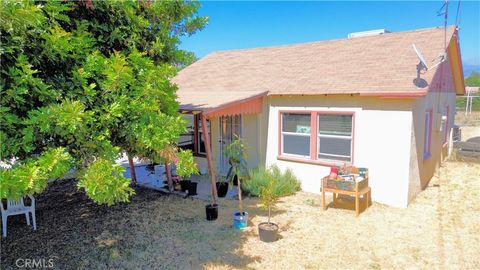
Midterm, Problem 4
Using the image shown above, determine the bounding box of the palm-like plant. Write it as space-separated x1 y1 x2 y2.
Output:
245 165 300 224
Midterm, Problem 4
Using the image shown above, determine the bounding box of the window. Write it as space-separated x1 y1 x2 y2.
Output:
424 110 432 160
279 111 354 164
197 115 211 155
281 113 311 157
178 114 195 151
442 106 449 146
178 114 210 156
317 114 353 162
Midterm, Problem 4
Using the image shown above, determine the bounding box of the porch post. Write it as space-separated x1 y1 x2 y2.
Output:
201 113 218 203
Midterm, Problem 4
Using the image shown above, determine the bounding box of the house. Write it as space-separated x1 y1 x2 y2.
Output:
173 26 465 208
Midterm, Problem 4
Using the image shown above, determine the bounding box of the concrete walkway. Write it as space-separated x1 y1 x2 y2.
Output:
121 160 239 201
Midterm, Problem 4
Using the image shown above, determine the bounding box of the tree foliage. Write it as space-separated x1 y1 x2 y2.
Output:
465 71 480 87
0 0 206 203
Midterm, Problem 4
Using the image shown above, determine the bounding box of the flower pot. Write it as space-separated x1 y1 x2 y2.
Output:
233 211 248 229
258 222 279 242
205 204 218 221
186 181 197 196
232 174 238 186
216 182 229 197
179 180 191 192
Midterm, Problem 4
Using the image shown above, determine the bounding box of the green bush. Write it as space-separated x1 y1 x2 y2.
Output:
243 165 300 197
175 149 198 178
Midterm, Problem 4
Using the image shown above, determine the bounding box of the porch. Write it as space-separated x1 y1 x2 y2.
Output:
174 91 267 202
120 160 239 201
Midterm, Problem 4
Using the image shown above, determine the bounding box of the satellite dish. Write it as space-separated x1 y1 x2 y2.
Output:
413 43 429 71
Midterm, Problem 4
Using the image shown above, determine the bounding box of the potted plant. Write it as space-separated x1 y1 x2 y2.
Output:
223 136 249 228
174 150 199 196
216 175 229 198
202 160 218 220
243 165 300 242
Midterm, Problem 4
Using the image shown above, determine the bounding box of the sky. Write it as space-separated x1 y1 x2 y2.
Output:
180 1 480 76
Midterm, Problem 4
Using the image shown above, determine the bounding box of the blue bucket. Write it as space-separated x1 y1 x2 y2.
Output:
233 211 248 229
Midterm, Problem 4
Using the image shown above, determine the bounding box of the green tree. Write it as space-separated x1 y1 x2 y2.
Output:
0 0 206 204
465 71 480 87
244 165 300 223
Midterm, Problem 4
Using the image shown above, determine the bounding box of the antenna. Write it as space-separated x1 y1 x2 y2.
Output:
412 43 447 88
413 43 429 72
412 43 447 73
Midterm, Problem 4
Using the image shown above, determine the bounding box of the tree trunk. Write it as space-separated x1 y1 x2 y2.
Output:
165 163 174 191
237 176 243 212
128 154 137 185
268 203 271 224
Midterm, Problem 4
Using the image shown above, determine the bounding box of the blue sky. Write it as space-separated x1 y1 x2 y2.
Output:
180 1 480 75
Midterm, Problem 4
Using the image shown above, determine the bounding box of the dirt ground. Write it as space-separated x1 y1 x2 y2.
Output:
456 111 480 141
1 158 479 269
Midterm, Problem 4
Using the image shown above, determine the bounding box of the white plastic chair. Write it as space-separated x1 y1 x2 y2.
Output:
1 195 36 237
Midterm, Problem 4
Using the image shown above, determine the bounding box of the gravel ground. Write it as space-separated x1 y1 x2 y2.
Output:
1 160 479 269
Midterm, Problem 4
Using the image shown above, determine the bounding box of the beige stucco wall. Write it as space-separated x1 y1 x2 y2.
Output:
409 91 457 201
193 89 456 208
408 55 458 202
263 95 415 208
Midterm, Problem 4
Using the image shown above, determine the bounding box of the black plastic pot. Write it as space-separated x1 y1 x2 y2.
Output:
258 222 279 242
232 174 238 186
179 180 191 192
186 182 197 196
216 182 229 197
205 204 218 221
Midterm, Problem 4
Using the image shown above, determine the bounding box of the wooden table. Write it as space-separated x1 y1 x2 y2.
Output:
321 176 371 217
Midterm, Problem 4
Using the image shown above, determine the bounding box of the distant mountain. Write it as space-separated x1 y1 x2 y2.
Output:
463 64 480 77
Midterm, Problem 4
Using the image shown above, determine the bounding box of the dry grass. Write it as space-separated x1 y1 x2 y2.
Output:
455 111 480 127
2 161 480 269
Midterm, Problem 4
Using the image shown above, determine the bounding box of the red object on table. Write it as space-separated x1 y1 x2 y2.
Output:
330 167 338 174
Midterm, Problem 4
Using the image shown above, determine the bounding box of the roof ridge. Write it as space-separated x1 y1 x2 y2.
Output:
207 25 456 56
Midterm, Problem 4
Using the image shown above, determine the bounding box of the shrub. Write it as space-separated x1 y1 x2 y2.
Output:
243 165 300 223
243 165 300 197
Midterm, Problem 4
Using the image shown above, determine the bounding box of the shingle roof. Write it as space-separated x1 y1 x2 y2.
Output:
174 26 456 110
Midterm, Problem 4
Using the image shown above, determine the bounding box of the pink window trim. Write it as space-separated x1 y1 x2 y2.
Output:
423 109 433 160
278 110 355 165
443 105 449 147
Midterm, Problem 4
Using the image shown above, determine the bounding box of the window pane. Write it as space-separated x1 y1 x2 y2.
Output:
199 132 206 153
283 134 310 156
282 113 311 134
197 118 210 154
179 114 194 151
318 137 351 160
318 114 352 136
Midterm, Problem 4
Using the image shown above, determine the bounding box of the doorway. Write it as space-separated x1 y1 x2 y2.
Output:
218 115 242 174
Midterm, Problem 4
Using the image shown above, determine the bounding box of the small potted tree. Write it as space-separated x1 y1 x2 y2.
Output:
175 149 199 195
223 136 249 228
244 165 300 242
